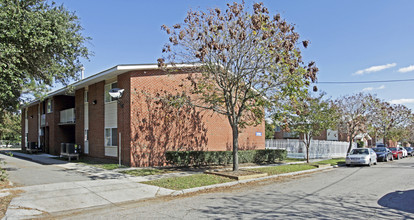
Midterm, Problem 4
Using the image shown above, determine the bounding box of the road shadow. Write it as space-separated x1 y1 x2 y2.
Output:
378 189 414 214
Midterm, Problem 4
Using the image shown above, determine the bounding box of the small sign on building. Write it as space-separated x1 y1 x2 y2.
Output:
255 132 262 137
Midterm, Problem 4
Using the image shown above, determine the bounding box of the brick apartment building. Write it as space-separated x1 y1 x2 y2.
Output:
21 64 265 167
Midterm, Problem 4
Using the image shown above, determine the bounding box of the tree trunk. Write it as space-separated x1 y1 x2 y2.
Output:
347 139 353 153
232 124 239 171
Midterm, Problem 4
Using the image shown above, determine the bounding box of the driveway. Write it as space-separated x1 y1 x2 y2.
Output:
0 153 174 219
0 154 91 186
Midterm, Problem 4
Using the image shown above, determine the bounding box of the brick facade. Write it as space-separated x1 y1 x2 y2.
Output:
88 81 105 158
21 65 266 167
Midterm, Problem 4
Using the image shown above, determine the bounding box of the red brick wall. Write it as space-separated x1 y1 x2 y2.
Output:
128 70 265 167
88 81 105 158
118 72 131 166
27 105 38 143
75 89 85 152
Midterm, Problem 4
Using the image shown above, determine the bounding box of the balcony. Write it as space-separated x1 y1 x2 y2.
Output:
59 108 75 125
40 114 46 126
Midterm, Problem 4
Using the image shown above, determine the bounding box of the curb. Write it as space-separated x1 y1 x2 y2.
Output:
170 165 335 196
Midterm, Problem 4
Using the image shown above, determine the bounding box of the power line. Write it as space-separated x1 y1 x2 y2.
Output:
317 78 414 84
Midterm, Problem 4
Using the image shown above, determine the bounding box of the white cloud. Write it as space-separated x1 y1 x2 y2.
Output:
390 98 414 105
398 65 414 73
354 63 396 75
362 85 385 92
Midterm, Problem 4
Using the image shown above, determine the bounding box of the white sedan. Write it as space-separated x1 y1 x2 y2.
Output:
346 148 377 166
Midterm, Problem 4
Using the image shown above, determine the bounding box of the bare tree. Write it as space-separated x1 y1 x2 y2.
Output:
159 2 317 171
335 93 370 153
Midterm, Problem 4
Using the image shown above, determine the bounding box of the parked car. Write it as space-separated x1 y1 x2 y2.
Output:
372 147 393 162
388 147 403 160
346 148 378 166
376 143 388 148
399 147 408 158
404 147 414 156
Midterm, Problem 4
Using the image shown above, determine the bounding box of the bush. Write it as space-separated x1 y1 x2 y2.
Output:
165 149 287 167
357 140 365 148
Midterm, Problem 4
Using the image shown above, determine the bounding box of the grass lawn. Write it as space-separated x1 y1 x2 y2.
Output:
313 158 345 166
120 168 176 176
144 174 234 190
250 164 316 176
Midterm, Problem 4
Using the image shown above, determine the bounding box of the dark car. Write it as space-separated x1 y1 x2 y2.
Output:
404 147 414 156
372 147 393 162
388 147 403 160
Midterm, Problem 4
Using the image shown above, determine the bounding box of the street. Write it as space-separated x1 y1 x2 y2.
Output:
58 157 414 219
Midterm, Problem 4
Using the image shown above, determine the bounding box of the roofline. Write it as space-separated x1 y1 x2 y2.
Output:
22 63 200 108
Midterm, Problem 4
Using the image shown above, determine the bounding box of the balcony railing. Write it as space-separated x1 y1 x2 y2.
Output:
40 114 46 126
60 108 75 124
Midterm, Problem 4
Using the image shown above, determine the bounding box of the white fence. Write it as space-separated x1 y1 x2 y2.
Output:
266 139 356 159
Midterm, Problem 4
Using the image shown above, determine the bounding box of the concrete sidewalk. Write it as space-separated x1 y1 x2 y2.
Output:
1 151 335 219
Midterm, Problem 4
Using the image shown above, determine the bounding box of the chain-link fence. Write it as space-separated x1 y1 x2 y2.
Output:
266 139 356 159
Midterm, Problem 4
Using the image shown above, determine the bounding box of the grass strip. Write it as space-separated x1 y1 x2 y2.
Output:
120 168 175 176
250 164 316 176
313 158 345 166
143 174 234 190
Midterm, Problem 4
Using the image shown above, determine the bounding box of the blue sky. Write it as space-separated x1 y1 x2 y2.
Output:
52 0 414 109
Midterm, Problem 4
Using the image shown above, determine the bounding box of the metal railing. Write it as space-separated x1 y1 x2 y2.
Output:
266 139 356 159
60 108 75 124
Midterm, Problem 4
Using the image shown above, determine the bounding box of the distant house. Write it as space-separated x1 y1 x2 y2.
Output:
273 127 348 142
21 64 265 167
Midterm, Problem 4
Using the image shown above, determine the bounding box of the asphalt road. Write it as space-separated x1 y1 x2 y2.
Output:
60 157 414 219
0 154 91 186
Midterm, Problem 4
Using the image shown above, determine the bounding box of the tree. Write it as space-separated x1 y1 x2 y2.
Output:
366 97 412 145
265 121 275 139
0 0 90 115
158 2 318 171
289 92 338 163
335 93 370 153
0 111 21 146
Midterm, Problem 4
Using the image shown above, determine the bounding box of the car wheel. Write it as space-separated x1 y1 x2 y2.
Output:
346 164 350 167
374 160 377 165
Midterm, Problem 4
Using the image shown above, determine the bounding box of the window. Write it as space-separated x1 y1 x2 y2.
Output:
104 82 118 102
105 128 118 146
84 91 88 103
46 99 52 113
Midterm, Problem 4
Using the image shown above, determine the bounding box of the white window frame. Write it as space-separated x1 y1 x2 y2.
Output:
46 99 52 113
105 127 118 147
104 82 118 103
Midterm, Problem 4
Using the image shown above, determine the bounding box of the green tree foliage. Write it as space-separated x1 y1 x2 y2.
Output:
159 2 317 171
265 121 275 139
0 0 90 114
0 111 21 145
289 92 338 163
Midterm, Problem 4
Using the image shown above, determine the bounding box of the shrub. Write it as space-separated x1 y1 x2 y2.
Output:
165 149 287 167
